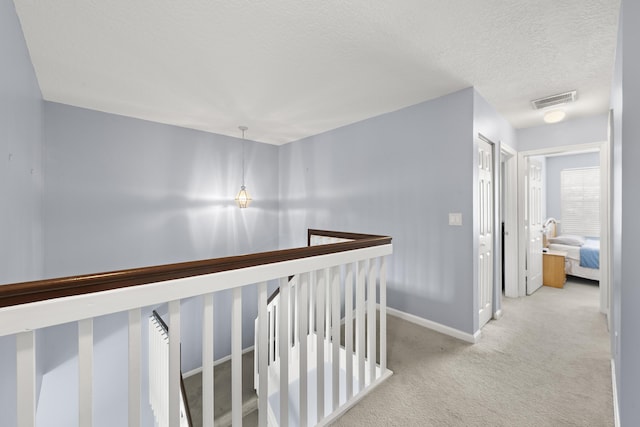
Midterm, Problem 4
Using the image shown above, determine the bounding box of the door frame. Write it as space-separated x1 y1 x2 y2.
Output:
478 134 496 328
517 141 610 317
501 144 519 299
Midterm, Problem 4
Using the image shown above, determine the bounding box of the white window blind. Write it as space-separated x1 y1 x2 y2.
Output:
561 167 600 237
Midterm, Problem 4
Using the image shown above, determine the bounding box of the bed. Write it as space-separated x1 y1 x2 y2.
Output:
543 218 600 282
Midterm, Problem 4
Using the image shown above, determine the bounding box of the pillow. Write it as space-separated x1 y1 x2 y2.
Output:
547 235 586 246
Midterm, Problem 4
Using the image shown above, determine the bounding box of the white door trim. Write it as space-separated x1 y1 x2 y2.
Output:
501 144 518 299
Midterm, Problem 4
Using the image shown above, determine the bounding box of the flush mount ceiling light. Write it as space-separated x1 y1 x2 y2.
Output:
543 109 567 124
235 126 252 208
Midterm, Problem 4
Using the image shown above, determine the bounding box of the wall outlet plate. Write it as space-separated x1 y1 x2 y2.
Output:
449 213 462 226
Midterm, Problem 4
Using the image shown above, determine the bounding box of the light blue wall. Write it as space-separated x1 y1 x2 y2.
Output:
41 102 280 427
279 88 477 334
518 114 609 152
545 152 600 235
0 0 44 286
43 102 279 277
611 1 640 425
0 1 45 426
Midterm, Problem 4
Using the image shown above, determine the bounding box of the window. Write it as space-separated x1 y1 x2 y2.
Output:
561 167 600 237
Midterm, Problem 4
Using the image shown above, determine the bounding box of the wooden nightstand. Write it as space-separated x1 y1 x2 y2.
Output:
543 250 567 288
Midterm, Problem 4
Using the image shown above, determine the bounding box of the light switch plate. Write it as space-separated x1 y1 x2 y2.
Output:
449 213 462 226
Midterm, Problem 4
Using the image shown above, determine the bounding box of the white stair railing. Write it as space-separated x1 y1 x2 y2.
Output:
0 229 391 427
254 231 393 427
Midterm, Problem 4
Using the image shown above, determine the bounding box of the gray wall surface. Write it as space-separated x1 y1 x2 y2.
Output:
44 102 279 278
612 1 640 424
545 152 600 235
41 102 280 427
0 1 44 426
0 0 44 285
279 88 478 334
517 114 609 152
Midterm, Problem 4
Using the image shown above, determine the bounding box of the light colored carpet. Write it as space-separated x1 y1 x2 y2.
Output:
183 351 257 427
331 278 613 427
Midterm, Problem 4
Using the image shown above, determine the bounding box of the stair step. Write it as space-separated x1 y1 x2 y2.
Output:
183 351 258 427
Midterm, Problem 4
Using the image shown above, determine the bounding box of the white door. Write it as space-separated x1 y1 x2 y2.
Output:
501 147 519 298
478 138 494 328
526 158 544 294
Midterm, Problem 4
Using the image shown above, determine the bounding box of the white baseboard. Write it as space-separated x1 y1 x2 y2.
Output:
611 359 620 427
493 309 503 320
386 306 479 344
183 345 255 378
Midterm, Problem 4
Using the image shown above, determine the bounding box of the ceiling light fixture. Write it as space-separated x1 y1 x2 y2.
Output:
543 110 566 124
235 126 252 208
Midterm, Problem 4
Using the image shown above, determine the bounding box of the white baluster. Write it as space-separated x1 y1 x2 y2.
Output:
275 293 280 361
169 300 181 427
325 268 331 347
78 318 93 427
316 268 325 422
258 282 269 427
279 277 290 427
368 258 377 384
16 330 35 427
128 309 141 427
344 263 354 400
331 266 340 410
293 276 298 348
309 270 315 340
380 257 388 372
356 260 366 393
268 305 274 363
232 287 243 426
203 293 214 427
298 272 309 427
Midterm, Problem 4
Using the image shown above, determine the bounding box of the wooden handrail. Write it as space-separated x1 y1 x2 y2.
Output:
0 230 391 308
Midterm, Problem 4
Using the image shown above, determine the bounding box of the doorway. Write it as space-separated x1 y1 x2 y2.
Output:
516 141 610 318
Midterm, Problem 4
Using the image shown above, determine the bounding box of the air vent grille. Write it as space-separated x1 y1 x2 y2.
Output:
531 91 577 110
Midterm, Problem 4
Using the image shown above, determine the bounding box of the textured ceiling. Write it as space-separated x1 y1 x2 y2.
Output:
13 0 620 145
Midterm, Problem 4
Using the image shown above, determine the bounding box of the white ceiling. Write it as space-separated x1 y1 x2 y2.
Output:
13 0 620 145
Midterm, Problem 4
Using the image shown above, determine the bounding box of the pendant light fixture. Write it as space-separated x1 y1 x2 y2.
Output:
235 126 252 208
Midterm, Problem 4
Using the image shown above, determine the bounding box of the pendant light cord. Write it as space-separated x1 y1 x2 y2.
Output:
240 126 247 187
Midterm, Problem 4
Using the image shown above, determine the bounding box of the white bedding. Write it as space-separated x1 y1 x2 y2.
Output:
547 243 581 261
547 243 600 281
565 258 600 281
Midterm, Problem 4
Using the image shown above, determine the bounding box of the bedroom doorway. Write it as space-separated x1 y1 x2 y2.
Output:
516 141 610 319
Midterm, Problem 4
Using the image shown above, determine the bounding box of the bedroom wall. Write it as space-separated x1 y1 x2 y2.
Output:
279 88 477 335
611 1 640 424
0 1 45 426
41 102 280 427
517 114 609 152
545 152 600 235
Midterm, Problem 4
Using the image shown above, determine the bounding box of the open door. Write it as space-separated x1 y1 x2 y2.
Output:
478 137 494 328
526 158 543 295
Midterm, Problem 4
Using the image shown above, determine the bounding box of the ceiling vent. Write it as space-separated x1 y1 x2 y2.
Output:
531 90 577 110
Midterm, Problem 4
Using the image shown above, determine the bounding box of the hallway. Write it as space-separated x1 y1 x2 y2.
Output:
333 279 613 426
